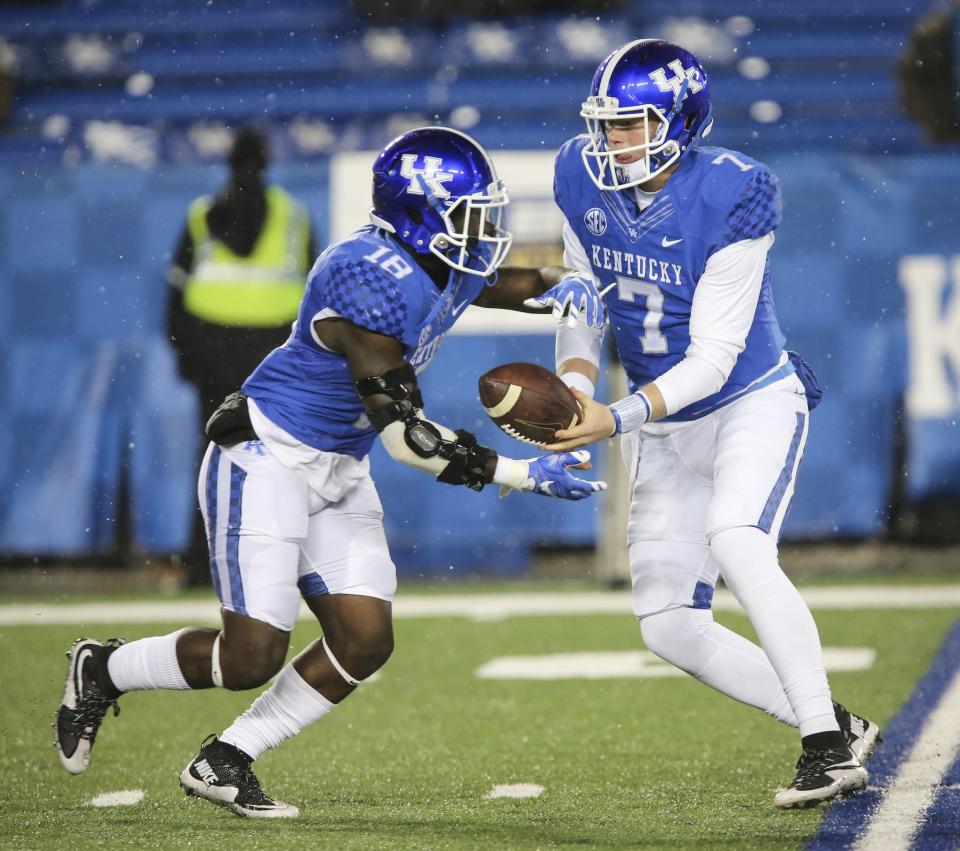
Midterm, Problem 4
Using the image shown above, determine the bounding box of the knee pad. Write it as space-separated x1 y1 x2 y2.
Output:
709 525 782 601
628 539 717 619
639 606 713 674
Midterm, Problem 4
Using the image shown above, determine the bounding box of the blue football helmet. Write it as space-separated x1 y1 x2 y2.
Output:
580 39 713 190
370 127 512 278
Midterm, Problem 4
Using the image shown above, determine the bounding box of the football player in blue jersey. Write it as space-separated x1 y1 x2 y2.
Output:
540 40 880 808
53 126 605 818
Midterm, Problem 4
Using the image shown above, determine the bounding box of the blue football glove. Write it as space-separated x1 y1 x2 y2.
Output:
503 450 607 500
523 273 607 329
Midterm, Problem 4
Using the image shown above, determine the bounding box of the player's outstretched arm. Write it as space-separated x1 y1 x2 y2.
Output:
315 317 604 499
475 266 606 328
474 265 567 310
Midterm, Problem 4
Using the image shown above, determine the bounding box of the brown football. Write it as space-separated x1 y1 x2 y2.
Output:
479 362 581 446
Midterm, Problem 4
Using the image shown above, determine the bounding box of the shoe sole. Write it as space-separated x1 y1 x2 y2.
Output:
53 637 98 775
774 766 869 810
180 767 299 819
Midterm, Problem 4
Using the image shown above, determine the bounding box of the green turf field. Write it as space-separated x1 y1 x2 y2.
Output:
1 586 957 850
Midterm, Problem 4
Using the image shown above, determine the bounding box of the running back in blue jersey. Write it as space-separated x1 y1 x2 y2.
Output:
555 136 786 421
243 226 488 459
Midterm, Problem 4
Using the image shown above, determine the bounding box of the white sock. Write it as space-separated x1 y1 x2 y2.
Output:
219 664 334 760
711 526 839 738
640 607 798 726
107 629 190 692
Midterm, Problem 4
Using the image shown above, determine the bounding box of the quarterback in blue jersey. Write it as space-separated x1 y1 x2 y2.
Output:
52 127 605 817
544 40 880 808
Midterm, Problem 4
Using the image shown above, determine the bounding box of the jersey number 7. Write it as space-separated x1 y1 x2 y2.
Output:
616 276 668 354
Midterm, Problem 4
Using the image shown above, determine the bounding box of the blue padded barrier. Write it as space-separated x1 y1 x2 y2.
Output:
127 340 199 552
0 162 326 556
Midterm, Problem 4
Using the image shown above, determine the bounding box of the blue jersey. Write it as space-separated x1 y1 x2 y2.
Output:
243 226 487 459
555 137 787 421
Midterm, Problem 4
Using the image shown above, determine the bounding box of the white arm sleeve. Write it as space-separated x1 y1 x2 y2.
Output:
380 418 531 490
561 218 596 277
556 219 604 398
654 232 774 417
379 418 459 475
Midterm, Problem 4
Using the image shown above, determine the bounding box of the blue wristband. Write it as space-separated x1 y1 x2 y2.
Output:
610 407 623 435
609 391 651 434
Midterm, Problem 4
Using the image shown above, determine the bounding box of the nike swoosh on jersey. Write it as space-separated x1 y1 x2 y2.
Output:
661 236 683 247
451 299 472 316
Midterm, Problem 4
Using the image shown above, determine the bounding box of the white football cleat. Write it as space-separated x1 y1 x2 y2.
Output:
181 735 299 819
774 745 868 809
834 701 882 763
53 637 123 774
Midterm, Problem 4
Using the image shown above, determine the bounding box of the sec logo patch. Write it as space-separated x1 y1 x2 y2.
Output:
584 207 607 236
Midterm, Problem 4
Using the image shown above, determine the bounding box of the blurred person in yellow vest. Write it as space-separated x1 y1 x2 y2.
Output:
167 125 317 582
168 126 316 417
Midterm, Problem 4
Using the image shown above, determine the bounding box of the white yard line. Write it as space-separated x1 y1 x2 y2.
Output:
0 585 959 627
485 783 544 799
476 647 875 680
87 789 144 807
854 667 960 851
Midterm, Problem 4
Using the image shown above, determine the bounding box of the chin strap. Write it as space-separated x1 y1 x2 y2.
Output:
667 76 690 122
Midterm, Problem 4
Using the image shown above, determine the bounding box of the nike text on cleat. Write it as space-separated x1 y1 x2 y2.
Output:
774 745 868 809
180 735 299 819
834 701 882 763
54 637 123 775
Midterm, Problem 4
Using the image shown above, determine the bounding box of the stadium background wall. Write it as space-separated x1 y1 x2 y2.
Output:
1 151 958 572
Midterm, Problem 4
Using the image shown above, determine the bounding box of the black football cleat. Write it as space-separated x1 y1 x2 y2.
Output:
774 744 868 809
54 637 123 774
834 701 882 763
180 735 299 818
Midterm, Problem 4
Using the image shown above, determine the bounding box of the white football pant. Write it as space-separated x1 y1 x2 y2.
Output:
198 439 397 633
623 372 839 736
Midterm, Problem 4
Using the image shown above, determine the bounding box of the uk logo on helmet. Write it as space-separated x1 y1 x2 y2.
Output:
648 60 704 96
585 207 607 236
399 155 454 198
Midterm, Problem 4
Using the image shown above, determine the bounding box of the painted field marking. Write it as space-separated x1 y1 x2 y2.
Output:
2 585 960 626
808 617 960 851
853 667 960 850
476 648 874 681
87 789 144 807
485 784 544 799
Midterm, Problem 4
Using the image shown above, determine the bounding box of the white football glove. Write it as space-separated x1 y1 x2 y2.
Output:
523 274 607 329
494 450 606 500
